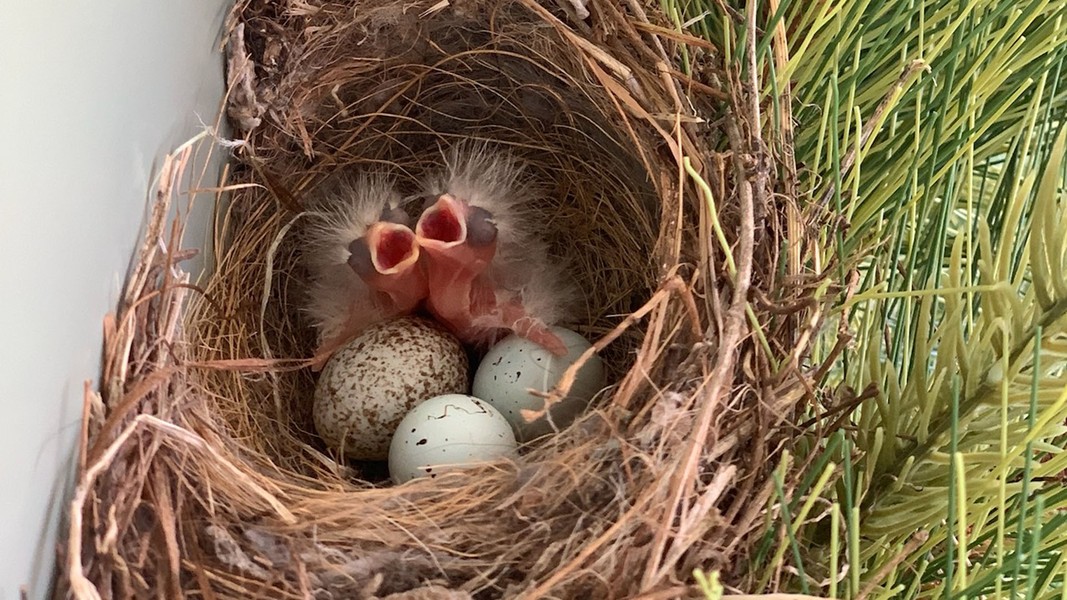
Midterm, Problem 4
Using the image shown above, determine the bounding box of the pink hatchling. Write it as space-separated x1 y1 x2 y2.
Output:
302 173 429 366
414 144 573 356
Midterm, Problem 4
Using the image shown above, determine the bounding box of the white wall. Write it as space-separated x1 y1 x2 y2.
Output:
0 2 230 597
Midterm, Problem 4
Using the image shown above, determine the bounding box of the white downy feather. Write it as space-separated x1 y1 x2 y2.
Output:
421 142 576 346
300 172 408 346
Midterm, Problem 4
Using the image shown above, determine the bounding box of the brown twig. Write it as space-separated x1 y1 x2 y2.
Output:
816 60 929 209
642 7 763 584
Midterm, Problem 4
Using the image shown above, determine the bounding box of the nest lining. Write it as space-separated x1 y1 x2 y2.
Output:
59 0 825 598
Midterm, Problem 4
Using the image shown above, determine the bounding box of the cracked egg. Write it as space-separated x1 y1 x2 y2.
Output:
388 393 518 484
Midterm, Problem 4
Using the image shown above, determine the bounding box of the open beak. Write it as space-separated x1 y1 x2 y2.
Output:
414 195 567 355
348 222 428 314
414 194 498 324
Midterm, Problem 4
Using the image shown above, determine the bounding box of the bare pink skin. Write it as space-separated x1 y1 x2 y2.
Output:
476 293 568 356
416 194 566 356
416 195 495 326
312 222 428 369
359 222 429 313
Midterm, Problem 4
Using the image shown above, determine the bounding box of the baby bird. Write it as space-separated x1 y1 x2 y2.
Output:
302 173 427 364
414 144 572 356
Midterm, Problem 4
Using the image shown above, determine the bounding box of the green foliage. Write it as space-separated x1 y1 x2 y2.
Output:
694 568 725 599
668 0 1067 597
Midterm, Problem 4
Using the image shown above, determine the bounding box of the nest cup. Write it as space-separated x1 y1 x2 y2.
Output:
209 0 691 477
64 0 779 597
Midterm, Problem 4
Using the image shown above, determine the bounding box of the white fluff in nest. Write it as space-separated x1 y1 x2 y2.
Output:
415 143 575 355
301 173 427 362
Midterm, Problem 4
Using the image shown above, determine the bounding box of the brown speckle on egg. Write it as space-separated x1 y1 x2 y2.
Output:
312 316 469 460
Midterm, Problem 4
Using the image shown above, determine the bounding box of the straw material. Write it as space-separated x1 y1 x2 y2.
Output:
58 0 828 597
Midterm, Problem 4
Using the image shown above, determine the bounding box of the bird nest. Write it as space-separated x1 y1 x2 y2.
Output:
60 0 829 598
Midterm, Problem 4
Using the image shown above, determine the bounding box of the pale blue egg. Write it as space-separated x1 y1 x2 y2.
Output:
471 327 606 442
388 394 518 484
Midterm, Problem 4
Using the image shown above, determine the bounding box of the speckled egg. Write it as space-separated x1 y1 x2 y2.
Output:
471 327 605 442
388 393 518 484
313 316 469 460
